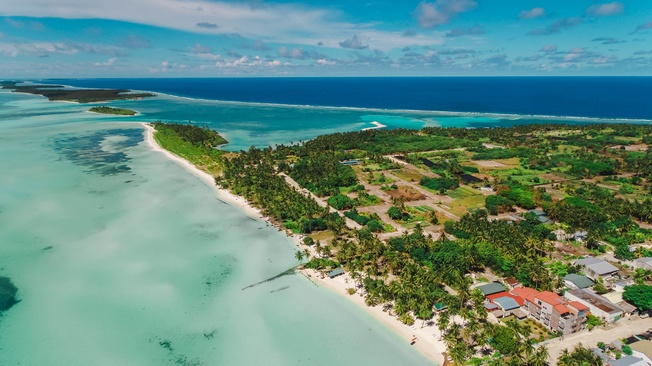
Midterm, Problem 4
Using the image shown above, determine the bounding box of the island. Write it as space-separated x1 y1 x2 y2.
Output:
88 106 138 116
1 81 154 103
0 276 19 314
149 121 652 365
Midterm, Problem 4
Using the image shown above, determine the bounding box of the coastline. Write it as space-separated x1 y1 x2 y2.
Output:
142 122 445 365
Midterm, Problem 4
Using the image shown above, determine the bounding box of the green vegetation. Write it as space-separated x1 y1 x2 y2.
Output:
556 344 604 365
148 121 652 365
89 106 137 115
152 122 226 176
623 284 652 311
3 83 154 103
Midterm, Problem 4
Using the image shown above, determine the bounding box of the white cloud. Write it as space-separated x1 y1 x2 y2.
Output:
415 0 477 29
586 2 624 17
519 7 546 20
316 58 335 65
94 57 116 66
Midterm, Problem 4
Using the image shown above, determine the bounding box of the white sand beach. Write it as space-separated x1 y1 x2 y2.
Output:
302 268 447 365
143 122 445 365
361 121 387 131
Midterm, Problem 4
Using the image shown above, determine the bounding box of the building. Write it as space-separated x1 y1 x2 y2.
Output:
565 289 624 323
504 277 522 290
575 256 619 281
611 356 649 366
563 273 595 290
327 268 344 278
477 282 507 296
630 340 652 366
512 287 588 335
529 209 552 223
486 292 523 317
635 257 652 271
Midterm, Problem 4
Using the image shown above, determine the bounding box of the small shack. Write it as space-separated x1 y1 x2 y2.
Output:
327 268 344 279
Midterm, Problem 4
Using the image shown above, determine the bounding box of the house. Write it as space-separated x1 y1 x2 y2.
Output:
486 292 524 317
635 257 652 271
554 229 570 241
575 256 619 281
480 186 494 193
630 340 652 366
529 209 552 223
614 280 633 293
563 273 595 290
477 282 507 296
611 356 649 366
512 287 588 335
565 289 624 323
327 268 344 278
504 277 522 290
573 231 588 242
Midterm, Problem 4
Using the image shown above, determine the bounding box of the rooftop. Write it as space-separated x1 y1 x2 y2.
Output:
511 287 540 305
566 289 624 314
575 256 619 276
327 268 344 278
477 282 506 296
636 257 652 265
487 292 525 306
631 340 652 360
611 356 647 366
492 296 521 311
563 273 595 289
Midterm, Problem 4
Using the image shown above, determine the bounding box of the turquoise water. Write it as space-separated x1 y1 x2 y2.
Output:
0 91 434 365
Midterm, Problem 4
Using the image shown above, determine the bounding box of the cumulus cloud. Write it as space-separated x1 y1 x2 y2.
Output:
632 21 652 34
339 35 368 49
445 25 484 37
591 37 625 45
529 17 583 36
519 7 546 20
278 46 304 59
586 2 624 17
316 58 336 65
415 0 477 29
196 22 219 29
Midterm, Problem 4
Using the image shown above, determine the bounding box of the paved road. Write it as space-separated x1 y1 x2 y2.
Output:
544 316 652 365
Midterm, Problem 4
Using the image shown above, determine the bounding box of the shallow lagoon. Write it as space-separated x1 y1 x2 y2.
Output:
0 92 434 365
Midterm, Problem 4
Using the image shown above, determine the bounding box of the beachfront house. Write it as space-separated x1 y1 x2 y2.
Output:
610 356 649 366
512 287 588 335
327 268 344 279
563 273 595 290
575 256 619 281
565 288 624 323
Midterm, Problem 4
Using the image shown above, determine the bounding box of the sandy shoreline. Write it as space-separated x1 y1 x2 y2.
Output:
142 122 445 365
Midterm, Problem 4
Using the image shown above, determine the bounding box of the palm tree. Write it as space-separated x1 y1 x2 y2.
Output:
295 250 305 262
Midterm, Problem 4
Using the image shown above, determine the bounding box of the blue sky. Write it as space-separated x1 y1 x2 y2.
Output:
1 0 651 77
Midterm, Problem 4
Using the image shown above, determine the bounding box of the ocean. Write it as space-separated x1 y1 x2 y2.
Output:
0 77 650 365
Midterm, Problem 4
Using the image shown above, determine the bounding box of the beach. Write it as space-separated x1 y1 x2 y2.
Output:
143 122 445 365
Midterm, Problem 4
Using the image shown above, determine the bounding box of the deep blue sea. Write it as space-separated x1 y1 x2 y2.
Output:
52 77 652 120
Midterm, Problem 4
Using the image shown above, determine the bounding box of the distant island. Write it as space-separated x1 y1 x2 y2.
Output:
1 81 154 103
149 121 652 365
89 106 138 116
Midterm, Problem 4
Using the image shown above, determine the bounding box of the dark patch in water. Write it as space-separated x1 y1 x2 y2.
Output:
270 285 290 293
51 128 142 176
203 329 217 340
0 276 19 314
42 245 53 251
203 265 233 289
159 340 174 352
124 180 133 183
242 266 297 290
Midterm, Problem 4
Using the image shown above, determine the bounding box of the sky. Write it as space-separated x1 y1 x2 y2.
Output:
1 0 652 77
